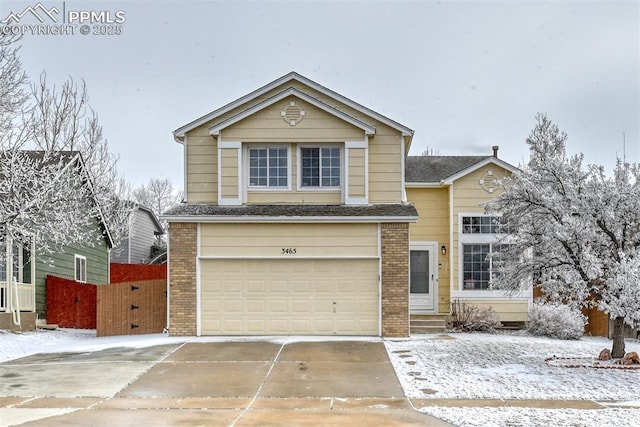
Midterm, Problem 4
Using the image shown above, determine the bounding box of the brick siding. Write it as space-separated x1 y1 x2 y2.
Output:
381 222 410 337
168 222 197 336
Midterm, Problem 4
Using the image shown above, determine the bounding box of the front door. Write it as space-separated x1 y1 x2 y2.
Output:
410 246 436 312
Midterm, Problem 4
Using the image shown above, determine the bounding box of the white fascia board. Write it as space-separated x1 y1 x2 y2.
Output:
405 182 447 188
162 215 418 224
288 73 415 137
173 72 299 140
442 157 520 184
209 87 376 136
173 71 414 140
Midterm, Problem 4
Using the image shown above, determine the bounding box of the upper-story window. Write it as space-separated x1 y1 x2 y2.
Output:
300 147 340 187
74 254 87 283
249 147 288 187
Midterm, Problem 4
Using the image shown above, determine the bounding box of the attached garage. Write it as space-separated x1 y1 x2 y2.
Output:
166 204 416 338
197 222 381 336
200 258 379 335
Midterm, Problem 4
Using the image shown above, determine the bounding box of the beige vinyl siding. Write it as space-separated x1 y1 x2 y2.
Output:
459 300 529 322
247 190 342 204
186 125 217 203
222 97 365 142
220 148 239 199
347 148 366 198
182 81 407 205
200 223 378 258
406 187 450 314
368 133 403 203
451 164 512 292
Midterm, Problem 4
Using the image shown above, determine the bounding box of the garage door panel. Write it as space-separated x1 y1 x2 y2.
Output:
200 259 378 335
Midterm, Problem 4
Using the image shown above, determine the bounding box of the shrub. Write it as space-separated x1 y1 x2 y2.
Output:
450 300 502 332
527 302 586 340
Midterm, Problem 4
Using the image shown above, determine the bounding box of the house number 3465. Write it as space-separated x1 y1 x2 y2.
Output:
281 248 297 255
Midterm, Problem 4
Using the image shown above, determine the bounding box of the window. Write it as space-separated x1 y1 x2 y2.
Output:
460 215 510 291
249 147 288 187
462 215 510 234
0 244 22 282
301 147 340 187
75 255 87 283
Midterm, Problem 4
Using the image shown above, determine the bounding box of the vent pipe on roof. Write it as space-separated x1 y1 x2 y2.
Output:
492 145 499 158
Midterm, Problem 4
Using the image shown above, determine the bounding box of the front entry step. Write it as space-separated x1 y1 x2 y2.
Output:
410 316 448 334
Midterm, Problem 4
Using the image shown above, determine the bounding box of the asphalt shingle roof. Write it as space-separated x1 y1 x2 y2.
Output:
163 203 418 219
405 155 489 183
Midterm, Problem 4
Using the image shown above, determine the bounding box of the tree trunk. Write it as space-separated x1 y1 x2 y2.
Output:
611 316 626 358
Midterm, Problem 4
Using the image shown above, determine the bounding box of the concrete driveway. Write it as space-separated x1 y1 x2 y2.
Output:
0 340 450 426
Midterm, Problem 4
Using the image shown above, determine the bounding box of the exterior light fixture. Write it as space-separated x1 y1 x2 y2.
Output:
441 245 447 256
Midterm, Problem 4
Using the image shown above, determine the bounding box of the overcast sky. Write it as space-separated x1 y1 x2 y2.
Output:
3 0 639 188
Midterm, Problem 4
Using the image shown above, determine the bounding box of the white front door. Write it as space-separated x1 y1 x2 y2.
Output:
410 244 436 312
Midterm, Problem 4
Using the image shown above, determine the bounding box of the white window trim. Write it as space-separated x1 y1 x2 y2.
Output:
296 143 343 191
0 243 23 283
455 213 527 298
244 144 292 192
74 254 87 283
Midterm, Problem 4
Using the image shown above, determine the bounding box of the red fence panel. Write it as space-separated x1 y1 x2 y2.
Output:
46 276 97 329
110 263 167 283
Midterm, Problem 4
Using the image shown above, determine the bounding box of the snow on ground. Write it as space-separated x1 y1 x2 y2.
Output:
385 331 640 426
2 328 640 426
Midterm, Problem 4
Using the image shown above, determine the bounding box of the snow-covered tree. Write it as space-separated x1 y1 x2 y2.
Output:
0 34 30 148
133 178 182 221
27 72 131 247
0 150 104 258
486 114 640 357
0 36 125 266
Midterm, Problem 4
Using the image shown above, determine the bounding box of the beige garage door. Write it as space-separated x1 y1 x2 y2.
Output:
200 258 379 335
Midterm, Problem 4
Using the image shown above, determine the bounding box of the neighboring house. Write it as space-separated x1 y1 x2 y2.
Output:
163 72 531 338
164 72 417 337
405 150 530 324
111 204 164 264
0 151 113 329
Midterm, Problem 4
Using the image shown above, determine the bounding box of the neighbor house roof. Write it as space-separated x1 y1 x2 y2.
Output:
173 71 414 142
162 203 418 223
405 155 519 186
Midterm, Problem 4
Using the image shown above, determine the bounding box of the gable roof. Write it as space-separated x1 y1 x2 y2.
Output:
173 71 414 141
209 87 376 136
405 155 519 186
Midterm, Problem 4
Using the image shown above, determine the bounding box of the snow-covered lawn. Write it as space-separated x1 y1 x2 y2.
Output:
385 331 640 426
1 329 640 426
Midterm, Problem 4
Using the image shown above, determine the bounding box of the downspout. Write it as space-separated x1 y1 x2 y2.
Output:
7 236 20 326
31 236 36 314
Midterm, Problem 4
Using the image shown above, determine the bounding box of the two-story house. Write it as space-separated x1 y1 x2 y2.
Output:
164 72 531 338
164 72 418 337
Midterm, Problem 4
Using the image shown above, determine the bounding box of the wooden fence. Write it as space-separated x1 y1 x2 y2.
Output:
534 285 609 337
96 279 166 337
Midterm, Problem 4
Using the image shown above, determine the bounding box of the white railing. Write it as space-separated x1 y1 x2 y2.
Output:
0 281 35 312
